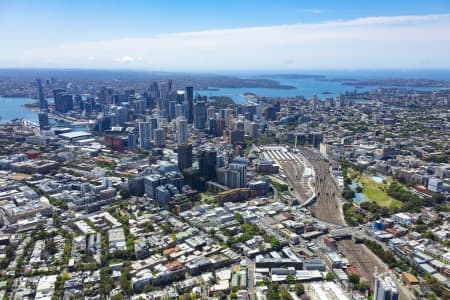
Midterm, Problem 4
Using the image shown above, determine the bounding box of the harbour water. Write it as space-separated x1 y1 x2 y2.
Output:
198 74 448 104
0 96 88 131
0 96 38 123
1 72 449 122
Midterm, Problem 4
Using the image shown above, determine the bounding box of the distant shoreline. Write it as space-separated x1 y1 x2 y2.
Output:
1 95 34 98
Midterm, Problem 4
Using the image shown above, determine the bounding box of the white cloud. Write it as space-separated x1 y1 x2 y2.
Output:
4 14 450 70
303 9 323 14
115 55 135 64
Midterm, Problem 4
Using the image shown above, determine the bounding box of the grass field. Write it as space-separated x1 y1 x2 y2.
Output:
199 192 217 204
358 176 403 209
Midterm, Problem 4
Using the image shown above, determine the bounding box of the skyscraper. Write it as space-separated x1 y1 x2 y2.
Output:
139 122 151 149
185 86 194 123
147 116 157 126
147 117 158 141
207 106 215 119
116 106 128 127
209 118 218 136
168 100 177 121
154 128 166 148
229 163 247 188
149 81 160 99
175 117 189 145
244 120 259 138
193 101 207 130
124 89 135 102
53 89 73 113
128 132 137 151
38 112 49 131
175 103 183 118
177 143 193 171
159 80 172 100
374 273 399 300
199 148 217 181
74 95 83 109
133 99 146 114
36 78 48 111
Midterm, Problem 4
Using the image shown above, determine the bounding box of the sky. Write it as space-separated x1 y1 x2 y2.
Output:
1 0 450 71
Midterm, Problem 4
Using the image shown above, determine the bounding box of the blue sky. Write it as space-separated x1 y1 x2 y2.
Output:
1 0 450 70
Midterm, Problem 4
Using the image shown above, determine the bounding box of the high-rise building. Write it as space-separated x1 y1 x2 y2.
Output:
148 116 157 128
175 103 183 118
244 120 259 138
168 100 177 121
36 78 48 111
128 132 137 151
38 112 49 131
374 273 398 300
139 122 151 149
159 80 172 100
207 106 215 119
311 94 319 111
149 81 160 98
74 95 83 109
133 99 146 114
185 86 194 123
199 148 217 181
99 87 114 104
154 128 166 148
177 143 193 171
229 163 247 188
193 101 207 130
53 89 73 113
209 118 218 136
217 119 226 137
175 117 189 145
147 117 158 141
116 106 128 127
220 108 233 121
125 89 135 102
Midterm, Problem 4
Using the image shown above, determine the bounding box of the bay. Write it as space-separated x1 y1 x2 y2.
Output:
0 96 88 131
0 96 38 123
198 74 448 104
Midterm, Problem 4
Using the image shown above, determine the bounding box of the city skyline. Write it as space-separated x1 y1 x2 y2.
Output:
0 2 449 299
1 0 450 70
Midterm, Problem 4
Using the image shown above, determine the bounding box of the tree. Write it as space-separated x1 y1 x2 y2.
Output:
0 256 9 269
355 185 363 193
227 237 237 247
295 283 305 296
235 213 244 224
209 276 217 285
342 185 355 201
432 193 445 204
61 272 70 281
99 267 114 295
349 274 360 284
144 221 154 232
286 274 296 285
326 271 335 281
279 286 292 300
120 275 132 295
45 239 57 255
354 281 370 291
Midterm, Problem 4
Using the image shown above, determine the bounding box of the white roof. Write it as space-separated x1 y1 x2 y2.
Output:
59 131 92 139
